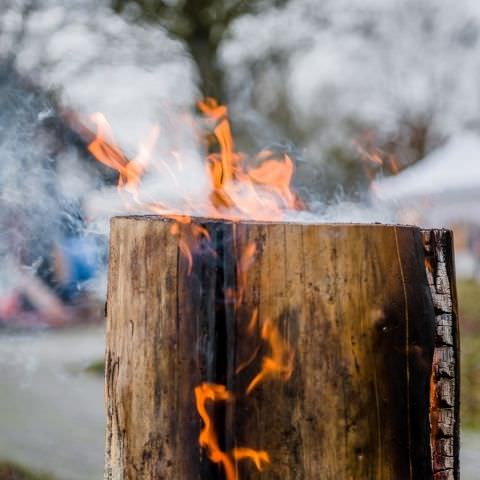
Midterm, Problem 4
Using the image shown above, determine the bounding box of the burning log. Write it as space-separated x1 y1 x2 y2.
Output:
104 217 459 479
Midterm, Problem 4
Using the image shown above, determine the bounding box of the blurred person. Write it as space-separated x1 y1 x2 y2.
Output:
0 67 109 327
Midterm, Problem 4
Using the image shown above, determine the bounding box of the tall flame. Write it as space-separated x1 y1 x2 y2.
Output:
87 98 303 221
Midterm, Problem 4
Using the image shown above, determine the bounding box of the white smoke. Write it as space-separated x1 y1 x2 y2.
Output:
2 0 198 148
0 0 202 305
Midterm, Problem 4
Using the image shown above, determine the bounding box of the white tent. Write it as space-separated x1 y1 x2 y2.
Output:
374 133 480 277
374 133 480 226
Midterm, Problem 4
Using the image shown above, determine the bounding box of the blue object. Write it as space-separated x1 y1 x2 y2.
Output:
56 235 106 300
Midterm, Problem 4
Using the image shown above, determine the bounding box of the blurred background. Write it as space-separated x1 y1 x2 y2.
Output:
0 0 479 478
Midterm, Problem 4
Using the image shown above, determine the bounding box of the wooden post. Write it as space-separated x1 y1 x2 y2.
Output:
104 217 459 480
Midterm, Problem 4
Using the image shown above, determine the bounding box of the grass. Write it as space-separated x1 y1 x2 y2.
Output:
84 358 105 376
0 461 56 480
458 279 480 430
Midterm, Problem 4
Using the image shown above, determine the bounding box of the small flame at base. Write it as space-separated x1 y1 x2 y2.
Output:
232 448 270 471
194 383 270 480
194 313 294 478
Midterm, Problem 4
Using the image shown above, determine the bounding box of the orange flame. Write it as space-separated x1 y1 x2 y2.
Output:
232 448 270 471
194 383 270 480
353 133 400 193
86 99 303 275
86 99 298 478
194 383 236 480
247 308 259 335
200 99 302 220
86 98 303 223
234 309 261 376
246 319 295 395
198 98 236 186
88 113 159 200
88 113 129 174
169 218 211 275
236 242 257 305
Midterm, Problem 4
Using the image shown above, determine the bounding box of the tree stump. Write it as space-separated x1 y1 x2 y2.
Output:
104 217 459 480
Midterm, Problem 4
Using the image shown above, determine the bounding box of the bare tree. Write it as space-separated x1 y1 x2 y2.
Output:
112 0 288 100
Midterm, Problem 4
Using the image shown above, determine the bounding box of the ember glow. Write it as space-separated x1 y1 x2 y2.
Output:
88 98 298 477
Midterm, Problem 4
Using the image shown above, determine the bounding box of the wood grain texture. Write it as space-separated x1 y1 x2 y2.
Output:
104 217 458 480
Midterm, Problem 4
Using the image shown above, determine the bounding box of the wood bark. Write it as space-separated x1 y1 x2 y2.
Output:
104 217 459 480
422 230 460 480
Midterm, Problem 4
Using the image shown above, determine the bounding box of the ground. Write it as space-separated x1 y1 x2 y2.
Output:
0 325 104 480
0 280 479 479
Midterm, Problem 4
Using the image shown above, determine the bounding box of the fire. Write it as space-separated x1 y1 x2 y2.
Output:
236 243 257 305
86 98 298 478
88 113 128 174
190 243 295 477
194 383 270 480
353 133 400 192
88 113 160 200
198 98 236 187
193 318 294 477
87 98 303 221
194 383 236 480
235 309 261 375
169 218 212 275
246 318 295 395
198 98 303 218
232 448 270 471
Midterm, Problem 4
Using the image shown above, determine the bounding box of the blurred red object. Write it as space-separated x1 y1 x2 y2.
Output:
0 292 21 319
